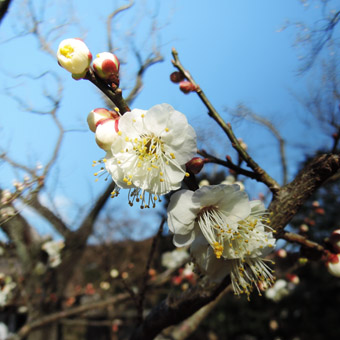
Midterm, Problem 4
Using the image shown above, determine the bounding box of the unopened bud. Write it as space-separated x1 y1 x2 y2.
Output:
299 224 309 233
186 157 204 174
286 273 299 284
87 108 119 132
57 38 92 77
330 229 340 253
179 81 197 94
277 249 287 258
93 52 120 84
312 201 320 208
326 253 340 277
170 71 185 83
95 120 120 150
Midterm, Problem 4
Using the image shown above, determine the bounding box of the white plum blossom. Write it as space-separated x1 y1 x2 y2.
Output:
57 38 92 77
105 103 197 208
161 248 190 269
264 279 290 302
42 240 65 268
167 184 276 298
0 274 16 307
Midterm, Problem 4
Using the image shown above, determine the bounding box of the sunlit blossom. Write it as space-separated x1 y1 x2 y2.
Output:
105 103 197 208
168 184 276 298
57 38 92 77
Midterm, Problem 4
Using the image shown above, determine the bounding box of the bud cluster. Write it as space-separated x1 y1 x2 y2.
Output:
169 71 198 94
57 38 120 86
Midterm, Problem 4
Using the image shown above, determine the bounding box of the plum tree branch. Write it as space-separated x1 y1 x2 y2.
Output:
171 48 280 195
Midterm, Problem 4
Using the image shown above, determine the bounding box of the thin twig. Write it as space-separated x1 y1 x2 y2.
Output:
171 48 280 195
107 0 134 52
198 149 260 181
137 218 165 323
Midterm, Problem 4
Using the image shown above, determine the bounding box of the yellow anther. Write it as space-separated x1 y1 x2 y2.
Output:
147 167 151 171
123 177 128 183
185 172 190 177
127 181 132 185
160 178 164 182
93 160 97 164
159 172 164 176
125 137 130 142
165 127 169 132
94 173 98 176
118 131 122 136
154 196 158 201
60 45 74 58
170 153 175 159
141 114 145 118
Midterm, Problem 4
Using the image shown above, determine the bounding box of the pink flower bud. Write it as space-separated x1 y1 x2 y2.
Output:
95 120 120 150
179 81 197 94
286 273 299 284
87 108 120 150
314 207 325 215
330 229 340 253
170 71 185 83
326 253 340 277
277 249 287 258
299 224 309 233
312 201 320 208
185 157 204 174
93 52 120 83
57 38 92 76
87 108 119 132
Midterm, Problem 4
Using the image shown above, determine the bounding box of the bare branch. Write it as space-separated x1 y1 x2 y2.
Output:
137 218 165 322
25 195 70 237
107 0 134 53
12 293 130 340
198 149 260 181
157 285 231 340
125 52 164 106
269 153 340 235
0 0 13 24
230 104 288 185
171 48 280 195
131 275 230 340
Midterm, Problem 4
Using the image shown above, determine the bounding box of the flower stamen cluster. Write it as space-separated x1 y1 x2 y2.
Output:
167 184 276 298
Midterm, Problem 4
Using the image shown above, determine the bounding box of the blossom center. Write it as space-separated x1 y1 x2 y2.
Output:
196 206 273 260
60 45 74 59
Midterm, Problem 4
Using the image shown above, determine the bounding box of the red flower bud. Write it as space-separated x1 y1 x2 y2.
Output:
186 157 204 174
170 71 185 83
179 81 197 94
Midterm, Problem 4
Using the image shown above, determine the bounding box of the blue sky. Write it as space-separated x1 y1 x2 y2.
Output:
0 0 335 239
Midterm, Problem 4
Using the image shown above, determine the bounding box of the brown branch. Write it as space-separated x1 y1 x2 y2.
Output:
269 153 340 235
12 293 129 340
231 104 288 185
281 232 325 254
85 68 130 114
107 0 134 53
26 196 70 237
157 285 231 340
125 53 164 106
171 48 280 195
137 218 165 322
130 276 231 340
198 149 260 181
